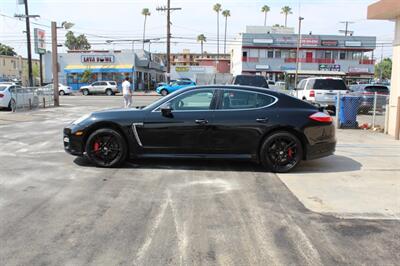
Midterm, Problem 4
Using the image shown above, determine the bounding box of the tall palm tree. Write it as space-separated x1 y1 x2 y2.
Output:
142 8 151 49
281 6 292 27
197 34 207 56
261 5 270 26
222 10 230 55
213 3 222 58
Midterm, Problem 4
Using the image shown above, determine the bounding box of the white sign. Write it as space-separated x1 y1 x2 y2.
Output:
345 41 362 47
34 28 46 54
348 67 369 73
81 55 115 63
253 39 274 44
255 65 270 70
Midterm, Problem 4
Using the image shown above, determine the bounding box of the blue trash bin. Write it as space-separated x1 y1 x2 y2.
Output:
339 96 361 129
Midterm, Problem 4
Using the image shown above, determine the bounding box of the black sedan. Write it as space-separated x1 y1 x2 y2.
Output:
63 85 336 173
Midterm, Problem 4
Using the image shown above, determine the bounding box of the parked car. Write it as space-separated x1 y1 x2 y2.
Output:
79 81 118 96
63 85 336 173
232 75 269 89
156 80 196 96
295 77 349 113
42 83 73 95
0 84 38 110
350 84 390 114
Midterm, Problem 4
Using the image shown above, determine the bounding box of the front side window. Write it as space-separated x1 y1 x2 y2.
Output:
221 90 276 110
167 90 214 111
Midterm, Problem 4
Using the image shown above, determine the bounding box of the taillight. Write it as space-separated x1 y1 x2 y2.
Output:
0 93 4 98
309 89 315 98
309 112 333 123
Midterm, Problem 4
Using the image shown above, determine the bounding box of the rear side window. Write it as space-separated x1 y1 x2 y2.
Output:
364 86 389 93
109 81 117 85
233 75 269 88
221 90 276 110
313 79 347 90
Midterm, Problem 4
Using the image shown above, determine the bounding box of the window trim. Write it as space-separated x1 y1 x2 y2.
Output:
216 88 278 111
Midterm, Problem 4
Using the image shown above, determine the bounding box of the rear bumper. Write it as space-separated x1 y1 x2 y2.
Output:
305 141 336 160
303 124 336 160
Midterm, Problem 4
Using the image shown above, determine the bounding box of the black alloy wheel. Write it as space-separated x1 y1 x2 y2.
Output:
85 128 127 167
260 131 303 173
161 89 168 96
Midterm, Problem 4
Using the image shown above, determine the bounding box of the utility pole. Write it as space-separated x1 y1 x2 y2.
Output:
339 21 354 36
51 22 59 107
24 0 33 86
294 17 304 91
157 1 181 82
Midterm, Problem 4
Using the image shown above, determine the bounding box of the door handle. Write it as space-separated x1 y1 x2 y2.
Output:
195 119 208 125
256 118 269 123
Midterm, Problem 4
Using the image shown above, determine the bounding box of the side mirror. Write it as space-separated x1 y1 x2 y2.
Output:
160 104 173 117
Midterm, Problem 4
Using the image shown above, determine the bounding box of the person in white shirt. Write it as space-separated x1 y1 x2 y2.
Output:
122 77 133 108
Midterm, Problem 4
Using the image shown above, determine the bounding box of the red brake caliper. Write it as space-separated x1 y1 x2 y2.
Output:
288 148 293 159
93 141 100 152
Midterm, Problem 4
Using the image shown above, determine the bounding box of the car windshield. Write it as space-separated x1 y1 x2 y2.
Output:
234 76 268 88
313 79 347 90
0 86 8 91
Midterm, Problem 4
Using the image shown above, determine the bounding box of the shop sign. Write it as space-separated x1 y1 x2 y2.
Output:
81 55 115 63
345 41 362 47
255 65 270 70
321 40 339 47
275 37 297 45
301 38 319 46
280 66 296 70
348 67 369 73
253 39 274 44
175 66 190 72
34 28 46 54
319 64 341 71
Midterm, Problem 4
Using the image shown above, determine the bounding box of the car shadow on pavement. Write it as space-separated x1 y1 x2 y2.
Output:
73 157 267 172
289 155 362 174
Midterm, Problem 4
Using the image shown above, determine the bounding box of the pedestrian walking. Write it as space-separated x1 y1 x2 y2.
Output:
122 77 133 108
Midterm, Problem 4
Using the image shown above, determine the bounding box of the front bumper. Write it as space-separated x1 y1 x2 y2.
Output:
63 127 84 156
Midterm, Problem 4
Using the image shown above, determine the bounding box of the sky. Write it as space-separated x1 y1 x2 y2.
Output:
0 0 395 61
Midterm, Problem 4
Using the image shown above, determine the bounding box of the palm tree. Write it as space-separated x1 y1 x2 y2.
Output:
281 6 292 27
197 34 207 56
142 8 151 49
222 10 230 55
261 5 270 26
213 3 222 58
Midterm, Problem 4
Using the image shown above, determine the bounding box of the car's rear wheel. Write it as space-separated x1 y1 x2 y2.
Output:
160 89 168 96
260 131 303 173
85 128 127 167
59 90 65 96
82 89 89 96
105 89 113 96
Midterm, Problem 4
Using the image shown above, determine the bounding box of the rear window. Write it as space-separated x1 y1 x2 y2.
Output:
233 75 269 88
0 86 7 91
364 86 389 94
313 79 347 90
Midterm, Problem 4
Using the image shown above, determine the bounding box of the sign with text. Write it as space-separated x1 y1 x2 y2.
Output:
275 37 297 45
319 64 341 72
301 38 319 46
253 39 274 44
34 28 46 54
348 67 369 73
81 55 115 63
321 40 339 47
345 41 362 47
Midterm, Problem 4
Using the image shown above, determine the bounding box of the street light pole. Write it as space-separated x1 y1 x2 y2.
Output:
51 21 59 107
24 0 33 87
294 16 304 90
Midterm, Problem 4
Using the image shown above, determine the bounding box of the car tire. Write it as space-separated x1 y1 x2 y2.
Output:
59 90 65 96
105 89 113 96
160 89 168 96
259 131 303 173
85 128 127 168
82 89 89 96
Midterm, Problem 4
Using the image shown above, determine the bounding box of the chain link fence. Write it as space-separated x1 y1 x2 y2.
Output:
10 87 55 112
335 93 390 133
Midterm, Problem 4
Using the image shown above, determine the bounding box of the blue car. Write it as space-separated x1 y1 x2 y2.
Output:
156 80 196 96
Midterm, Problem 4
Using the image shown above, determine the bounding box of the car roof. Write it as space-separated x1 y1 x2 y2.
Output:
303 77 343 80
180 84 282 96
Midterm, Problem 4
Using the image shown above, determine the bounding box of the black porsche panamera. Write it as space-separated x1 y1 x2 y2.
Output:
63 85 336 173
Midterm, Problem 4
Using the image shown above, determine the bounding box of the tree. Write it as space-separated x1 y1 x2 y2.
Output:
64 31 91 50
222 10 230 55
142 8 151 50
375 58 392 80
197 34 207 56
281 6 292 27
213 3 222 57
261 5 270 26
0 43 17 56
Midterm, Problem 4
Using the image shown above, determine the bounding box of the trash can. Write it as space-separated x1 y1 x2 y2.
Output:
338 96 361 129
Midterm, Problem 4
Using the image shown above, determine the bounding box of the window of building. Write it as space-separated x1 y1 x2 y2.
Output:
275 50 281 58
281 50 289 59
267 51 274 58
242 51 248 58
324 51 332 59
249 49 258 58
339 52 346 60
289 50 297 58
259 50 267 58
332 51 339 59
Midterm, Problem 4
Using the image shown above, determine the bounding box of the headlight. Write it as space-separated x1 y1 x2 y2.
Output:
73 114 91 125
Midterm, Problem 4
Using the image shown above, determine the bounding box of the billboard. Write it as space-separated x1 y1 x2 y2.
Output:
34 28 46 54
301 38 319 47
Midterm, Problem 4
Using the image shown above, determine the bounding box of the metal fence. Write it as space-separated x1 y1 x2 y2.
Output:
10 87 55 112
335 93 390 133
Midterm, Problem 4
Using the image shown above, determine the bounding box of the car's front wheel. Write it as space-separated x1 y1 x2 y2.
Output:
85 128 127 167
260 131 303 173
82 89 89 96
105 89 113 96
59 90 65 96
160 89 168 96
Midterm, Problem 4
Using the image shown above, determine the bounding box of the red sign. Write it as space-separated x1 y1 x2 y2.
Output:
321 40 339 47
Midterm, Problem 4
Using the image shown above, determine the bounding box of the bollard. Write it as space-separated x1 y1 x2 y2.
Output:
372 92 377 129
29 98 32 110
43 97 46 108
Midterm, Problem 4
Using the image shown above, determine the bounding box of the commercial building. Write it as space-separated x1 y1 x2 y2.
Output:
368 0 400 138
230 26 376 86
43 49 165 90
0 55 40 86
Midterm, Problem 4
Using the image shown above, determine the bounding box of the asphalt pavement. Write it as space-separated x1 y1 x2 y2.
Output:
0 95 399 266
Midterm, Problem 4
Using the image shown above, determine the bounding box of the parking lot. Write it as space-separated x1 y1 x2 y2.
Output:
0 95 399 265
